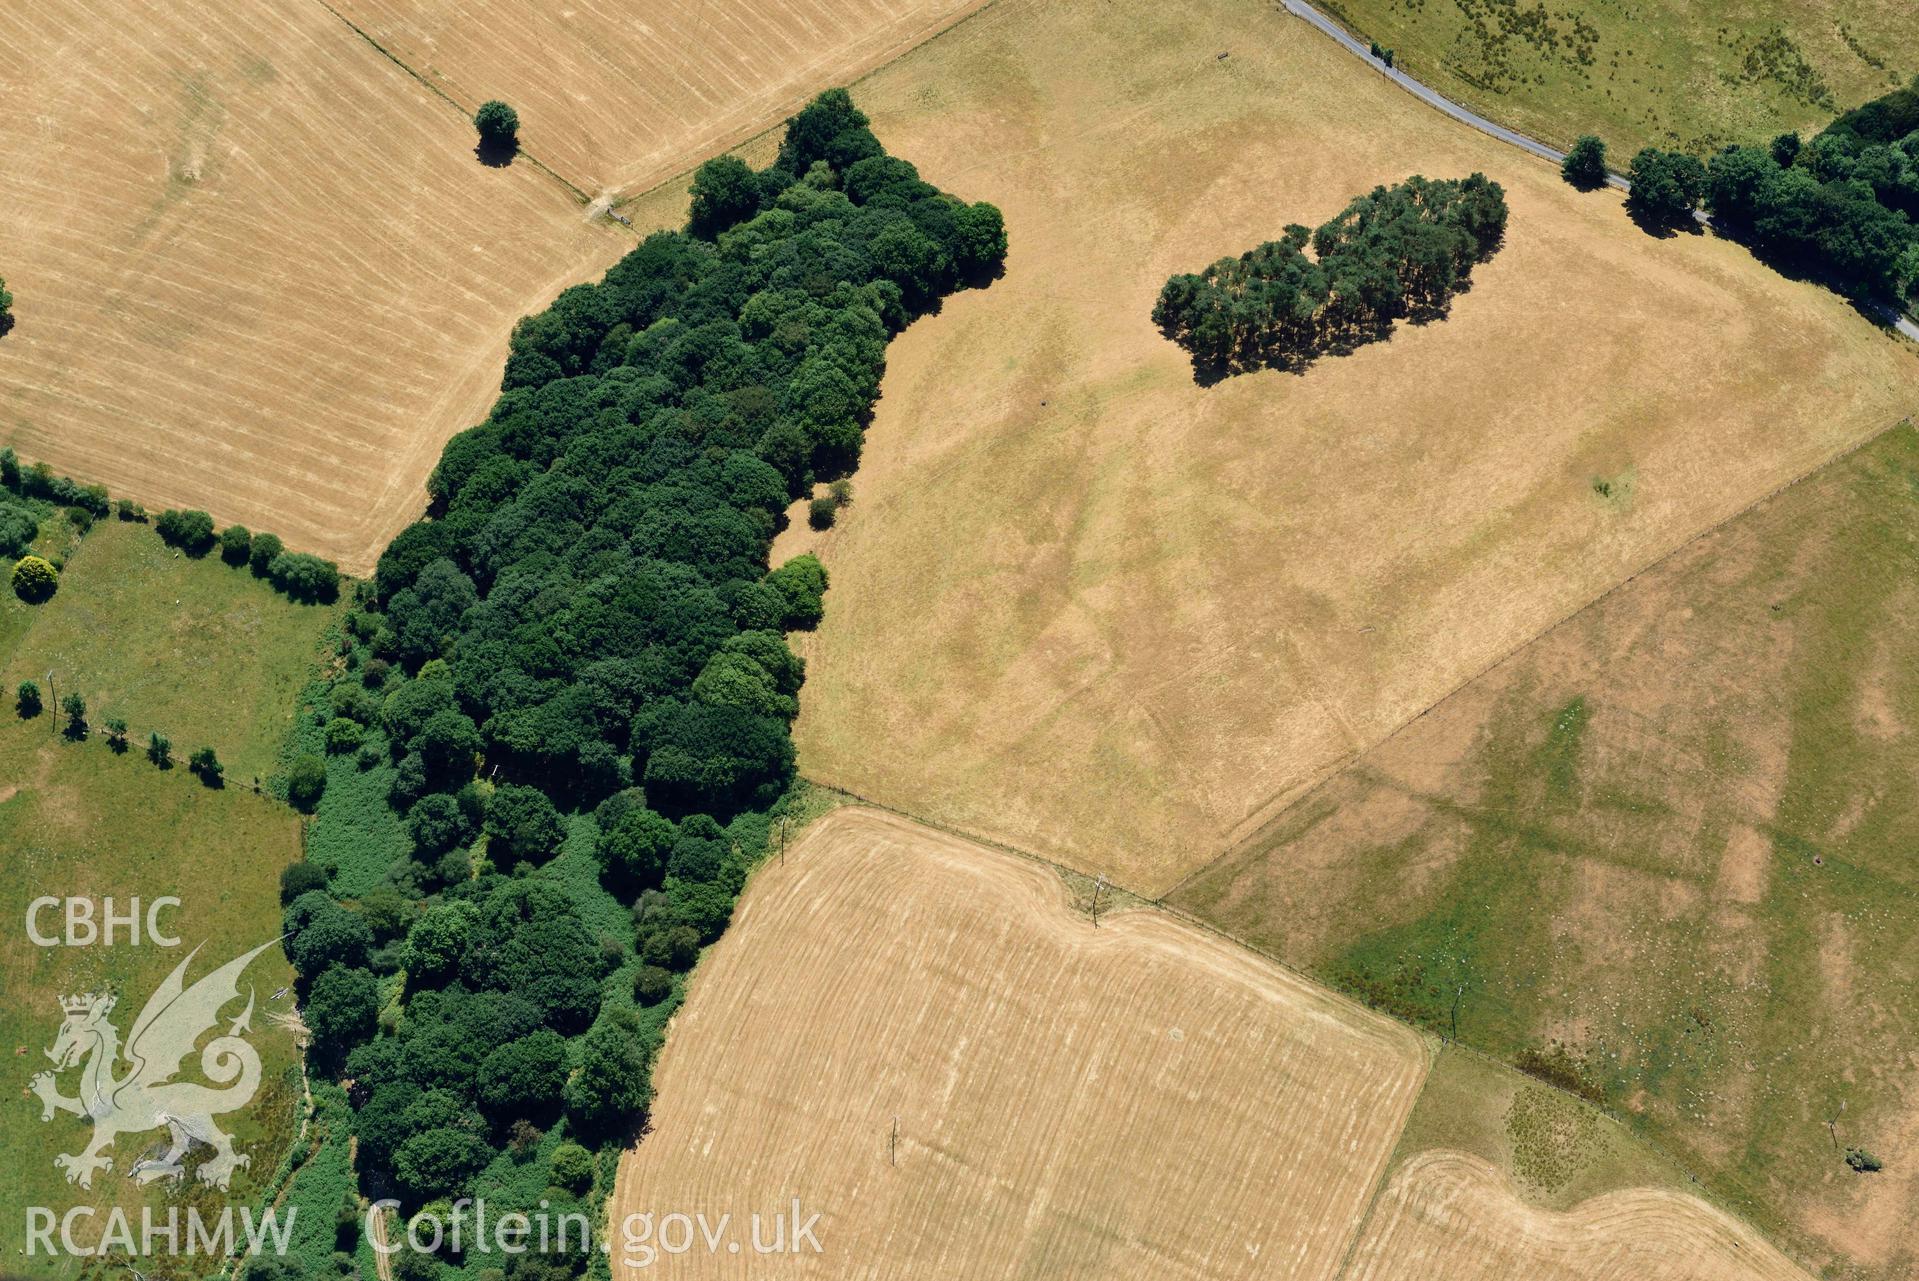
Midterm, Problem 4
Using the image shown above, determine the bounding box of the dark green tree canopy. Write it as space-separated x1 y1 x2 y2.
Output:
1154 174 1507 375
1562 135 1608 190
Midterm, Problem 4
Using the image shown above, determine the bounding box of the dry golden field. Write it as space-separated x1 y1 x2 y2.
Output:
1345 1151 1809 1281
614 806 1428 1279
332 0 990 198
0 0 983 574
715 0 1919 896
0 0 627 572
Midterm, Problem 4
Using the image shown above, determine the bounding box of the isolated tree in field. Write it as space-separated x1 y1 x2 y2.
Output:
12 554 57 602
1562 135 1608 189
147 731 172 768
16 680 41 718
1625 148 1706 226
807 495 838 529
104 717 129 752
61 692 86 739
473 100 519 156
189 746 224 787
287 752 327 811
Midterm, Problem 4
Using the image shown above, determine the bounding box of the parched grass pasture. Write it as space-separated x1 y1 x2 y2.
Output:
332 0 991 199
0 0 627 574
614 807 1429 1279
1177 424 1919 1275
677 0 1919 896
1314 0 1919 157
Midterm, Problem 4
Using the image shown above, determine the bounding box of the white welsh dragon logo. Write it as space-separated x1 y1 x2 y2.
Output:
29 939 280 1190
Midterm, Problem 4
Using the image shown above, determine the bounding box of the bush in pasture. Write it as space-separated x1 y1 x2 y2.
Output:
633 965 673 1007
281 861 330 903
549 1142 595 1193
807 495 838 529
269 552 342 604
189 745 225 787
61 692 87 740
324 717 365 755
147 731 172 767
16 680 41 718
104 717 128 751
12 554 57 602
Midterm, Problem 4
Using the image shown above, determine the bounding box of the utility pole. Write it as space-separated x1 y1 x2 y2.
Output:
1449 984 1465 1045
779 815 789 867
889 1116 898 1167
45 670 55 737
1091 874 1107 927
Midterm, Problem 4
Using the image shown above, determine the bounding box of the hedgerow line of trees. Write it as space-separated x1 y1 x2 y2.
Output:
272 88 1006 1275
0 446 341 606
1577 78 1919 310
1152 174 1508 375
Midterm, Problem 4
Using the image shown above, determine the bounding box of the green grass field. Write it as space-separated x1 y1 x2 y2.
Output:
1315 0 1918 156
0 515 336 1279
1177 423 1919 1277
1 518 344 784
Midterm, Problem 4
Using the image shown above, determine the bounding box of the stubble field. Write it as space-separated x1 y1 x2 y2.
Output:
0 0 984 574
331 0 990 199
614 806 1428 1279
704 0 1919 896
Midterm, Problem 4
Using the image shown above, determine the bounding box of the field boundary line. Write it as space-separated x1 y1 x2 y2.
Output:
1165 412 1919 903
791 789 1799 1257
1327 1038 1444 1281
604 0 1008 213
306 0 605 213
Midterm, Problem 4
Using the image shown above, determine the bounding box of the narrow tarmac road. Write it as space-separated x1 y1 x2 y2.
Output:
1280 0 1919 341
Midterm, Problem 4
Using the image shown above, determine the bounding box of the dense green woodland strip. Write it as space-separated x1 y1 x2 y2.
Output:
270 88 1006 1281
